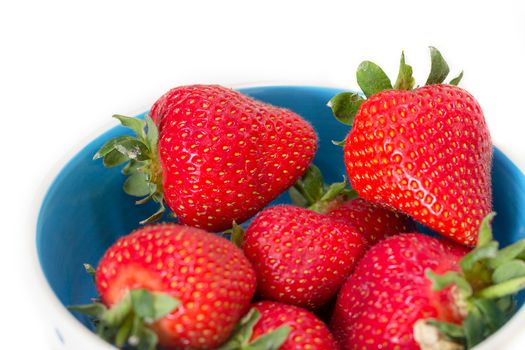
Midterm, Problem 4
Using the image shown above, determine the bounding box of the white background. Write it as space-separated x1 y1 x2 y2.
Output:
1 0 524 348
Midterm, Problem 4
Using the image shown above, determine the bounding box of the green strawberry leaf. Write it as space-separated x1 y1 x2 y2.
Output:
426 319 465 339
135 189 156 205
426 270 473 296
476 276 525 299
83 263 96 283
319 178 347 202
488 240 525 269
115 313 134 347
102 293 133 326
113 114 147 140
114 139 150 161
472 299 508 332
460 241 498 273
495 296 514 313
356 61 392 98
122 160 143 176
130 289 156 320
394 51 415 90
94 136 135 160
288 186 309 207
237 309 261 347
492 260 525 284
145 115 159 152
139 199 166 225
103 149 129 167
341 188 359 200
463 311 485 349
83 263 96 276
246 325 290 350
150 292 180 320
218 308 290 350
130 289 179 322
331 138 346 147
292 164 325 206
425 46 450 85
69 302 107 318
218 309 261 350
328 92 364 126
449 71 464 86
477 212 496 247
124 172 151 197
135 327 158 350
230 221 245 248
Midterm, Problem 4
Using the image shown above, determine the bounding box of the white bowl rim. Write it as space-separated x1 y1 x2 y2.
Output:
30 82 525 349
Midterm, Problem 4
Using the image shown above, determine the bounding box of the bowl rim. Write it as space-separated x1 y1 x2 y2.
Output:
31 83 525 349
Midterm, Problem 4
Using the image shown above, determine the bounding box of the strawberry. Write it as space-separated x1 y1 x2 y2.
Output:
220 301 339 350
330 214 525 349
94 85 317 231
327 197 416 246
71 223 256 350
289 164 415 247
240 204 365 310
329 48 492 246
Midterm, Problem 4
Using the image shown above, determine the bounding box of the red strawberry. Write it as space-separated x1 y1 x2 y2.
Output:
329 48 492 245
330 214 525 349
241 204 365 310
221 301 339 350
327 197 416 246
95 85 317 231
73 223 256 350
330 233 467 349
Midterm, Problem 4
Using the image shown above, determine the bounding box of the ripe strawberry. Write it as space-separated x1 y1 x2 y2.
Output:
327 197 416 246
329 48 492 245
330 214 525 349
72 223 256 350
241 204 365 310
220 301 339 349
289 164 415 247
94 85 317 231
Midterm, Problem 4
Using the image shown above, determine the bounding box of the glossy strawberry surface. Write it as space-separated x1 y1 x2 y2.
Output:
243 205 365 310
344 84 492 245
251 301 339 350
328 197 416 246
150 85 317 231
330 233 469 349
95 223 256 349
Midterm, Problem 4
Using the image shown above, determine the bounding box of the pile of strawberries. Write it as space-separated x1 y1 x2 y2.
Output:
72 49 525 350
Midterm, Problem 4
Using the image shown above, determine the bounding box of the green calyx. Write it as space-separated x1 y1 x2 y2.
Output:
422 212 525 349
289 164 357 213
94 114 166 224
223 221 246 248
328 47 464 129
217 308 290 350
69 288 180 350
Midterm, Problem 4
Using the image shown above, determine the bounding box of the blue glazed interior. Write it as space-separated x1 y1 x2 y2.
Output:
37 86 525 330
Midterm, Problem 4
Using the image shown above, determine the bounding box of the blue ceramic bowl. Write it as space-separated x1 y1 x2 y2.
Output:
35 86 525 349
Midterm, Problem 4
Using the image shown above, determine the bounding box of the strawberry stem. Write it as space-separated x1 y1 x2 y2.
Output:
289 164 356 213
94 114 166 225
217 308 290 350
393 51 415 90
421 212 525 349
70 288 179 350
330 47 463 127
426 46 451 85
